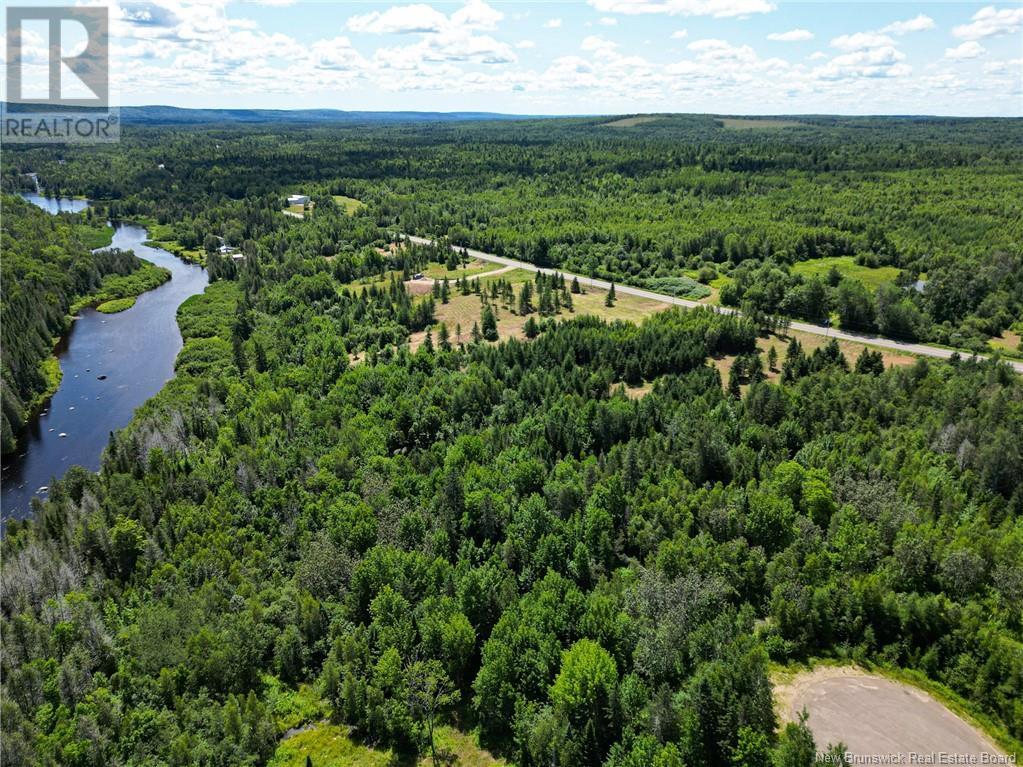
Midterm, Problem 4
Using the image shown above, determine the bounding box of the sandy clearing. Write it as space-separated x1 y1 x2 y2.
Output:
775 666 1006 760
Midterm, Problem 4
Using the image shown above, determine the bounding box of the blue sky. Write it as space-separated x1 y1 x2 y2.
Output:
5 1 1022 114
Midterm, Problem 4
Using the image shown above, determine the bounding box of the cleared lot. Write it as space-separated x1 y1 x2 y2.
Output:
776 666 1007 760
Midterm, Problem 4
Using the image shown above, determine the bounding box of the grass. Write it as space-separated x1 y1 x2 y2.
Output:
990 330 1022 358
76 222 114 249
719 117 805 130
333 195 365 215
421 726 507 767
28 357 63 413
139 221 207 265
70 262 171 313
269 724 393 767
268 722 503 767
791 256 900 290
710 328 920 393
422 259 503 280
408 272 669 350
96 297 136 313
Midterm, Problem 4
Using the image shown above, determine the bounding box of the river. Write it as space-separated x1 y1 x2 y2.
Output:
1 199 209 521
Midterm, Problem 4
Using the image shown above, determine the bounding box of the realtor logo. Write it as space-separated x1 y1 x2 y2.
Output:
3 5 118 142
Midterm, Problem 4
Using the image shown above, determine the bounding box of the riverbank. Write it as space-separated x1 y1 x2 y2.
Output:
2 221 210 519
133 217 207 265
68 261 171 314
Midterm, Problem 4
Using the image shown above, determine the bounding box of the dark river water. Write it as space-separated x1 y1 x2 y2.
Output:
1 202 208 521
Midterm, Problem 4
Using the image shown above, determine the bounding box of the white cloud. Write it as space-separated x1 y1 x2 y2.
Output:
815 45 908 80
587 0 775 19
953 6 1023 40
671 29 689 39
879 14 935 35
768 29 813 42
581 35 618 56
599 17 619 26
544 18 563 28
808 51 827 61
983 57 1022 74
347 4 448 34
451 0 504 32
515 40 536 49
945 41 986 61
830 32 895 51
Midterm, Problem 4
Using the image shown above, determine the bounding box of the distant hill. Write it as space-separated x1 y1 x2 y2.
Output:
119 106 538 125
2 102 542 125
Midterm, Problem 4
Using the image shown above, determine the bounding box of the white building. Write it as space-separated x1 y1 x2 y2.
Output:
287 194 310 206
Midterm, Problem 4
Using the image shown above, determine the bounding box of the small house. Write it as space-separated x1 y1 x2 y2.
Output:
288 194 310 206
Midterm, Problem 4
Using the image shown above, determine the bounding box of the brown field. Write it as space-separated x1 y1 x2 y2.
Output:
711 328 921 392
719 117 805 130
408 273 668 351
602 115 666 127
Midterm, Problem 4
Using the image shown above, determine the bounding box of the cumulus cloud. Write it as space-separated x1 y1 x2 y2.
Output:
543 18 563 28
953 6 1023 40
815 45 908 80
767 29 813 42
830 32 895 51
879 14 935 35
347 4 451 34
945 41 986 60
983 57 1022 74
671 29 689 39
587 0 775 19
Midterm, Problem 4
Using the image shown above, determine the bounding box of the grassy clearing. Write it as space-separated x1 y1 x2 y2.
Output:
791 256 900 290
76 222 114 250
408 274 668 351
719 117 805 130
333 195 365 215
421 726 507 767
268 722 503 767
602 115 665 128
710 328 920 392
990 330 1021 358
422 259 504 280
96 297 136 313
70 262 171 314
269 724 392 767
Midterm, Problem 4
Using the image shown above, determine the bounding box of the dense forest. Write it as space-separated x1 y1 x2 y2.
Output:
3 115 1021 351
0 197 167 455
1 116 1021 767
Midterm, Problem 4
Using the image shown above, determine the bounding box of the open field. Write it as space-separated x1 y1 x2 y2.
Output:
422 258 505 280
710 328 920 392
791 256 900 290
269 723 503 767
991 330 1021 357
602 115 666 127
333 194 365 214
408 270 669 351
719 117 806 130
774 665 1008 760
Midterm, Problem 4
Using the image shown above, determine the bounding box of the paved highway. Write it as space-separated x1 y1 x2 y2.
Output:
406 235 1023 374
